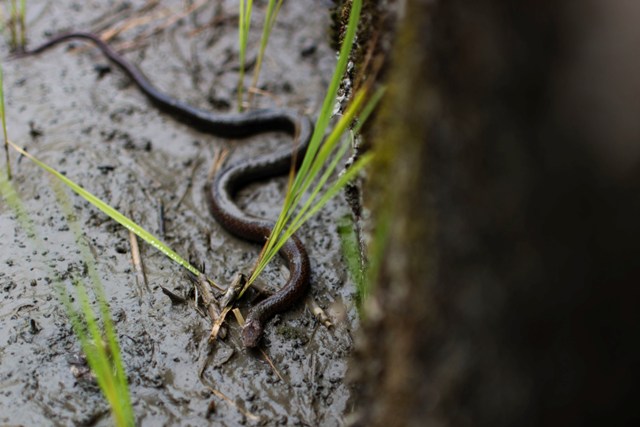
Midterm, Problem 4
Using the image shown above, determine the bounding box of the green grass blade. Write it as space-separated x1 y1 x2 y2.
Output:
254 88 367 284
237 0 254 111
7 140 202 277
248 0 283 105
272 153 372 260
291 89 367 207
290 0 362 196
248 151 372 287
51 180 134 423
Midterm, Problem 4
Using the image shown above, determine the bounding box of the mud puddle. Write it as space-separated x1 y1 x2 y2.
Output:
0 1 358 425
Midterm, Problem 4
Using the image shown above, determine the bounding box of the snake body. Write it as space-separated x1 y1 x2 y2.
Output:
23 32 312 347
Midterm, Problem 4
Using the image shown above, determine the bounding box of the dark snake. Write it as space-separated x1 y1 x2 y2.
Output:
20 32 312 347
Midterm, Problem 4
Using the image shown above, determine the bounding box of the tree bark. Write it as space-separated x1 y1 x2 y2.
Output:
354 1 640 426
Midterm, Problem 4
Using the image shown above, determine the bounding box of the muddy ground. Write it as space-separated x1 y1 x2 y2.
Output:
0 1 359 425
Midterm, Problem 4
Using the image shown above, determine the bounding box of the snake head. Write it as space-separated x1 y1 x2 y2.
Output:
241 318 263 348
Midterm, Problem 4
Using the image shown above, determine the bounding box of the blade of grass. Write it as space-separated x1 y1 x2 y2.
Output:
289 0 362 198
6 139 204 278
247 0 283 106
51 179 133 422
247 0 364 281
237 0 253 111
249 152 373 287
286 89 368 213
286 86 386 236
353 85 385 134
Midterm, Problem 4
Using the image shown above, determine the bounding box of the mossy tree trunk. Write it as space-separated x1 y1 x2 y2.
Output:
354 1 640 426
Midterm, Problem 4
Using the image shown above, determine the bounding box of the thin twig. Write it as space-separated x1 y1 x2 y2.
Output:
192 273 227 340
101 0 209 49
206 146 230 182
206 387 260 422
174 157 203 210
310 299 333 329
209 274 246 343
128 210 149 296
129 229 149 295
246 86 283 107
259 347 285 383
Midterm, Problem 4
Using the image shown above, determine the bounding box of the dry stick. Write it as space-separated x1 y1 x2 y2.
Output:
194 272 227 340
89 1 139 33
206 147 230 182
246 86 283 107
207 387 260 422
128 211 149 295
187 11 235 38
210 275 246 342
100 0 208 46
174 157 203 210
352 28 382 93
100 8 171 42
309 299 333 329
259 347 285 383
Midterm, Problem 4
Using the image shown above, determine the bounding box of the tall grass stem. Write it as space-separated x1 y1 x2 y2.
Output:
247 0 283 106
237 0 253 111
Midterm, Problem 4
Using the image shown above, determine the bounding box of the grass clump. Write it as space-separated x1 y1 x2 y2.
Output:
243 0 380 293
53 181 135 427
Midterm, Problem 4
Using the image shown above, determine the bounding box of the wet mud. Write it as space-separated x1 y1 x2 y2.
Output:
0 1 358 425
